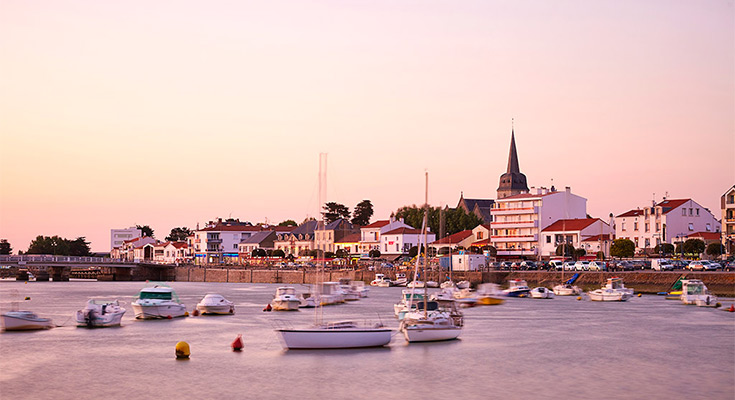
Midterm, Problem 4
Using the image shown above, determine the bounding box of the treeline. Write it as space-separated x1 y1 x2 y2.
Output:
23 236 92 256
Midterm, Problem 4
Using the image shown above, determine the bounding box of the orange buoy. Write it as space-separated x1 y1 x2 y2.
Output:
728 304 735 312
263 304 272 312
167 315 173 319
192 309 200 316
232 334 243 351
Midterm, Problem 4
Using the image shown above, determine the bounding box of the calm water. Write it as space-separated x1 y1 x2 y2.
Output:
1 280 733 400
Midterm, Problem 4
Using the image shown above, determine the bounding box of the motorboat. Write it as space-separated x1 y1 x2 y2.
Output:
440 281 456 289
407 280 425 288
400 300 463 342
376 276 393 287
426 281 439 288
370 274 387 286
588 288 632 302
474 283 505 305
196 293 235 315
2 310 53 331
553 273 582 296
350 280 369 298
530 287 555 299
602 277 634 296
131 285 187 319
456 280 470 289
318 282 344 305
680 279 718 307
338 278 360 301
394 289 425 320
276 320 392 349
299 291 317 308
393 273 408 287
75 299 126 327
270 287 301 311
503 279 531 297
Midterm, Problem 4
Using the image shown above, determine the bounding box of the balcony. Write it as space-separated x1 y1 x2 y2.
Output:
491 220 538 229
491 234 538 243
207 238 222 243
496 249 536 256
491 206 539 216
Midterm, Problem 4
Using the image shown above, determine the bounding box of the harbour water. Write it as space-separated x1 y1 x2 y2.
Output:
1 281 734 399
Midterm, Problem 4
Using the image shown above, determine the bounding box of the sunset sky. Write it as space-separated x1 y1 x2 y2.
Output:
1 0 733 252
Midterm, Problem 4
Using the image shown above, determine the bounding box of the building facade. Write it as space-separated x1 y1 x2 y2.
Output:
110 227 142 251
722 185 735 257
380 227 436 257
359 218 413 255
538 218 613 258
193 219 263 264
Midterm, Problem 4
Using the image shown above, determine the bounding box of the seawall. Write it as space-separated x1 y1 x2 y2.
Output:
172 267 735 297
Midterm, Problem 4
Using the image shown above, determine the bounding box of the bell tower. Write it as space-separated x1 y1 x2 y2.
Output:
497 124 529 199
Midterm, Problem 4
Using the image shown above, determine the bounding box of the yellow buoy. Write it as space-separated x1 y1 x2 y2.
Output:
175 341 190 359
24 296 31 300
576 296 582 301
184 311 189 317
637 293 642 297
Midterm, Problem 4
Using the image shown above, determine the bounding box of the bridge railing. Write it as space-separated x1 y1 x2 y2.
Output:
0 255 127 264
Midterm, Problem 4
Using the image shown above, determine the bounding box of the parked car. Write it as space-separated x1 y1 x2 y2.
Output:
671 260 688 270
549 260 564 271
520 261 538 270
563 261 576 271
688 261 706 271
500 261 513 270
615 261 635 271
588 261 606 271
574 261 590 271
703 261 721 271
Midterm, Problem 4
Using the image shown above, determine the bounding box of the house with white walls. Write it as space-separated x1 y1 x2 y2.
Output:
380 227 436 258
194 219 263 264
539 218 613 258
359 218 414 255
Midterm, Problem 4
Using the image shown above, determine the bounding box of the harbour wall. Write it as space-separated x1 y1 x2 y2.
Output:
172 267 735 297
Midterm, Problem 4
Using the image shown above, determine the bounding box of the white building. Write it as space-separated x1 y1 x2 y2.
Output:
152 242 189 264
722 185 735 257
194 219 263 264
110 227 142 251
539 218 613 258
359 218 413 255
615 198 721 252
451 253 486 271
490 187 587 259
380 227 436 257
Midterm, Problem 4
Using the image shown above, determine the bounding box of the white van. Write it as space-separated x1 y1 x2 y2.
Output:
651 259 674 271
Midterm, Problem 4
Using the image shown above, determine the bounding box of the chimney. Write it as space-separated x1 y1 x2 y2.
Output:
565 186 571 193
400 217 404 224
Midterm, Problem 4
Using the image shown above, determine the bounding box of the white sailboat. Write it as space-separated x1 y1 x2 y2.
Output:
400 172 462 343
275 154 391 349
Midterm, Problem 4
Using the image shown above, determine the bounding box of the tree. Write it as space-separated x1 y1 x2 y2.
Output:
323 202 350 224
166 227 192 242
653 243 675 256
335 248 348 258
278 220 297 227
556 243 575 257
574 248 587 260
393 205 483 237
272 249 285 258
26 235 89 256
251 248 267 257
610 239 635 258
596 251 605 260
136 225 154 237
68 237 91 256
368 249 381 258
0 239 12 255
351 200 374 226
683 239 705 255
706 242 723 258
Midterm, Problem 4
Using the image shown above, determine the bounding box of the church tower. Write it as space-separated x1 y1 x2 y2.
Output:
497 127 529 199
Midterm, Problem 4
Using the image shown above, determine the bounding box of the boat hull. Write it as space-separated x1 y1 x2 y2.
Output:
275 328 392 349
588 291 632 302
132 303 187 319
75 310 125 327
196 304 235 315
476 296 504 306
553 285 581 296
402 326 461 342
504 289 530 298
2 313 54 331
271 299 300 311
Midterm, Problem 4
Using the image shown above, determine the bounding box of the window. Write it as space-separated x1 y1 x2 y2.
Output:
696 208 699 216
682 208 686 216
688 223 694 231
233 244 237 249
706 223 711 232
645 223 649 232
395 243 399 252
546 235 551 244
656 223 660 232
634 222 638 231
622 222 626 231
384 244 387 252
689 208 693 216
477 232 483 240
645 238 650 248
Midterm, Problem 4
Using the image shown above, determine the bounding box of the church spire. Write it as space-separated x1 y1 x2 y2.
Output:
497 120 529 199
506 128 520 174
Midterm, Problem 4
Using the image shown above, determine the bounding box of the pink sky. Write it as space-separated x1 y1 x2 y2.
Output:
1 0 733 252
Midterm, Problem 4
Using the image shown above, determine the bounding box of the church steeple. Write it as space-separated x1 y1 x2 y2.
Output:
497 122 529 199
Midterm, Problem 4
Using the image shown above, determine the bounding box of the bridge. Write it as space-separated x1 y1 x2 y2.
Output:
0 255 175 281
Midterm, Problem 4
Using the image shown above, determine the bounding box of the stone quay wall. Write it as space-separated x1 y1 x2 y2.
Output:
172 267 735 296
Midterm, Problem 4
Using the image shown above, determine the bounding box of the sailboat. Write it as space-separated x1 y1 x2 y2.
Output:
275 154 392 349
400 172 463 343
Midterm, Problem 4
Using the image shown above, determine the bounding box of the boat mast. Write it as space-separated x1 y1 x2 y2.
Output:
316 152 328 326
423 171 429 318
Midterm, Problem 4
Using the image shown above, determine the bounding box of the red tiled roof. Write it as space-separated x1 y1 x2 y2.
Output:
270 226 295 232
431 230 473 245
657 199 690 214
363 220 390 228
383 227 423 235
199 224 263 232
471 238 493 246
170 242 188 249
617 209 644 218
542 218 600 232
582 234 612 242
123 237 142 243
686 231 721 241
335 233 361 244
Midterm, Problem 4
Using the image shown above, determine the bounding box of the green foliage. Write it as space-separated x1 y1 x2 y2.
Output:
556 243 575 257
251 248 267 257
351 200 374 226
706 242 724 257
653 243 675 255
368 249 381 258
26 236 91 256
324 251 335 259
610 239 635 258
408 245 426 258
136 225 154 237
482 245 497 256
596 251 605 260
0 239 12 255
683 239 705 255
335 249 348 258
323 202 350 224
278 220 297 227
393 205 482 236
165 227 192 242
574 248 587 259
272 249 285 258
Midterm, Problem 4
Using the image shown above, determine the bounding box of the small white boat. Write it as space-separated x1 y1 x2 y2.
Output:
394 289 426 320
602 277 634 296
440 281 456 289
2 311 54 331
553 283 582 296
276 321 392 349
456 280 470 289
299 292 317 308
338 278 360 301
393 273 408 287
131 285 187 319
318 282 344 305
588 288 632 302
271 287 301 311
351 280 369 298
426 281 439 288
400 301 463 342
370 274 386 286
530 287 555 299
407 280 425 288
503 279 531 297
680 279 718 307
76 299 126 327
196 293 235 315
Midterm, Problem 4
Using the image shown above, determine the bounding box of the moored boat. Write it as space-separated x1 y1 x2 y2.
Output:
588 288 632 302
75 299 126 327
271 287 301 311
530 287 555 299
131 285 187 319
196 293 235 315
400 300 463 342
276 321 392 349
503 279 531 297
680 279 718 307
2 310 54 331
